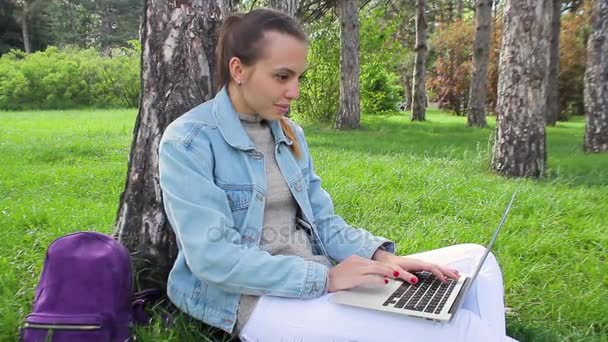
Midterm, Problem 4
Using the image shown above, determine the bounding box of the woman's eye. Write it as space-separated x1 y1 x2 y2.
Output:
276 74 288 81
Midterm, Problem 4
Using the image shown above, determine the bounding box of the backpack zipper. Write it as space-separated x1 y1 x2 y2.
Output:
23 322 101 330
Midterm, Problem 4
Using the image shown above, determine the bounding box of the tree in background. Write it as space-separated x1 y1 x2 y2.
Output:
7 0 52 54
269 0 297 17
583 0 608 153
466 0 492 127
293 16 340 122
558 3 590 120
384 0 416 112
491 0 552 178
411 0 427 121
359 7 406 115
427 19 473 115
334 0 361 129
2 0 143 53
545 0 561 126
114 0 234 289
486 10 502 115
11 0 36 53
0 1 24 55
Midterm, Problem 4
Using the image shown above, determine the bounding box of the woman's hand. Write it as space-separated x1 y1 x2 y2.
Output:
327 255 400 293
371 249 460 285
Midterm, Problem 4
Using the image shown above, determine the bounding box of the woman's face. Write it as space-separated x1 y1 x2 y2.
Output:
232 31 308 121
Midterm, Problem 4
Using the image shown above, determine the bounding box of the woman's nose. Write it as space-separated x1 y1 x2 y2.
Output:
285 80 299 100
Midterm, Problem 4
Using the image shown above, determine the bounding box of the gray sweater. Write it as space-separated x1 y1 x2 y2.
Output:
233 113 333 335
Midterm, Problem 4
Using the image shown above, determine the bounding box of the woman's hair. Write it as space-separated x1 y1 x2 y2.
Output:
215 8 307 159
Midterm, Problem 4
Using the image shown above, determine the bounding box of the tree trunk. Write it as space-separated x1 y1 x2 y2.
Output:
99 3 115 53
21 14 31 53
404 72 413 111
114 0 229 290
491 0 552 178
467 0 492 128
334 0 361 129
583 0 608 153
269 0 298 17
19 1 32 53
411 0 427 121
545 0 561 126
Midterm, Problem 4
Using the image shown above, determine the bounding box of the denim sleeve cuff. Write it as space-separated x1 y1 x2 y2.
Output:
300 261 330 299
356 237 396 260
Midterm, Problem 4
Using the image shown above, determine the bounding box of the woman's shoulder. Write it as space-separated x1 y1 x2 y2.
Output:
161 100 218 147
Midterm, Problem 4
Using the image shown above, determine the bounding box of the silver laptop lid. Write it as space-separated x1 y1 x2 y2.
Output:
468 191 517 285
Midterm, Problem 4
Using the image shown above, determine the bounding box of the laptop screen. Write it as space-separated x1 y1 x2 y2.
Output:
468 192 517 284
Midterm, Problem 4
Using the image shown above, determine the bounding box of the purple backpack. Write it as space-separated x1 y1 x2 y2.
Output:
20 231 159 342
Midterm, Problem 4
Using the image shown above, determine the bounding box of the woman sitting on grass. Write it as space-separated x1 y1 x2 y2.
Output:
158 8 515 342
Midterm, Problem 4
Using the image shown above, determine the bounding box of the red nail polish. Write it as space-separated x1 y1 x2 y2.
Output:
384 279 389 284
411 277 418 284
393 271 400 277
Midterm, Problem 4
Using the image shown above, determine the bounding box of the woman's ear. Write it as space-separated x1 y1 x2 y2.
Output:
228 56 244 85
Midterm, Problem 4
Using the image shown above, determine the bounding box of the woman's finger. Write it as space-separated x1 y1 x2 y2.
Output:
427 264 449 283
437 265 460 280
393 265 418 284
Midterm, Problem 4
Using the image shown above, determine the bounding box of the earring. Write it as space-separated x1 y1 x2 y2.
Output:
237 80 242 86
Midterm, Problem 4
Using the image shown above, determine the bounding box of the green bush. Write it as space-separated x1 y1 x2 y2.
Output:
359 8 405 115
0 42 140 110
294 8 406 123
360 61 402 115
294 17 340 123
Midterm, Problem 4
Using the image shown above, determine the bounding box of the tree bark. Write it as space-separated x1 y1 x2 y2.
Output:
411 0 427 121
583 0 608 153
16 0 32 53
20 10 31 53
99 2 115 53
491 0 552 178
467 0 492 128
334 0 361 129
545 0 561 126
404 71 413 111
114 0 229 289
269 0 298 17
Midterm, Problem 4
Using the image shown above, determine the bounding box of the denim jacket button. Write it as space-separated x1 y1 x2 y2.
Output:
256 193 264 201
295 183 302 192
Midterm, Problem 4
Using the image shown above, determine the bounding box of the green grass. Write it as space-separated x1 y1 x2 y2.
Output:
1 109 607 341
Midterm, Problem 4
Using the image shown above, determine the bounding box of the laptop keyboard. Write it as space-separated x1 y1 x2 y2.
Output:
382 271 457 314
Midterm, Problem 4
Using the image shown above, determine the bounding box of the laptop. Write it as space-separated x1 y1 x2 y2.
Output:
330 192 516 322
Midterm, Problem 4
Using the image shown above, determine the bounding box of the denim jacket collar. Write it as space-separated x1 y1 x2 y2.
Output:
212 86 293 151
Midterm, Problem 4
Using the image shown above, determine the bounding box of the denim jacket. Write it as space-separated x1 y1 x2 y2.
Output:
158 87 395 333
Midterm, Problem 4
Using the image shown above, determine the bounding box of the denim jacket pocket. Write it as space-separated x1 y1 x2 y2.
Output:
217 184 252 229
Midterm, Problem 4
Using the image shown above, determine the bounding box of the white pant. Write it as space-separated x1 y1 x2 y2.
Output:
239 244 517 342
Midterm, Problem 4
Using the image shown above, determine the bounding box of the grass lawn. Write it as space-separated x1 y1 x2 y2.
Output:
0 108 606 341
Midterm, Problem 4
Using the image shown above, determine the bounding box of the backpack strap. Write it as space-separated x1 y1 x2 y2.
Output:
131 288 162 325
